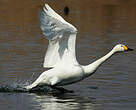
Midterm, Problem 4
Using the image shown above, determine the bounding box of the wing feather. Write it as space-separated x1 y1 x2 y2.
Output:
39 4 78 68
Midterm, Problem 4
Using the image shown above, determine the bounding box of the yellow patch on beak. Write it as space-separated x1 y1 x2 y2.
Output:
123 45 128 51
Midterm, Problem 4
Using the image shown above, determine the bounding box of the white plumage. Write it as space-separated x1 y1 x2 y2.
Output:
25 4 133 91
39 4 78 68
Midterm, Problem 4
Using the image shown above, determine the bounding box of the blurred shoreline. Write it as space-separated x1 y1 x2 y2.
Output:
0 0 136 36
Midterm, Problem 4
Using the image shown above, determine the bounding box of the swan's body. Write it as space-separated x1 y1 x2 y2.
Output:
25 4 133 91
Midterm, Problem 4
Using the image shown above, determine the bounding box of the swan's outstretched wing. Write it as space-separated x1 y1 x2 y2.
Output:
39 4 78 68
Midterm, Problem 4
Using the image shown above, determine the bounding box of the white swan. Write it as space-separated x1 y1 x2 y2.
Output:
25 4 133 92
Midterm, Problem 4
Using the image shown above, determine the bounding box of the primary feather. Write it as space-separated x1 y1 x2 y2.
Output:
39 4 78 68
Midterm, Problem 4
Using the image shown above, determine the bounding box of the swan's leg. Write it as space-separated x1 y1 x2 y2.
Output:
28 85 47 93
25 73 47 91
25 84 37 91
50 77 73 93
51 86 74 93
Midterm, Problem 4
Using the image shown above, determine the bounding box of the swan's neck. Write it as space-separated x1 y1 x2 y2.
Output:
83 49 115 78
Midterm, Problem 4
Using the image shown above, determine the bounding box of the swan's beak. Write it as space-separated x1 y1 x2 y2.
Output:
127 48 134 51
123 46 133 51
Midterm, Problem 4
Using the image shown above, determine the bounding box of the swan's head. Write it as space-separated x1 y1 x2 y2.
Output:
113 44 133 52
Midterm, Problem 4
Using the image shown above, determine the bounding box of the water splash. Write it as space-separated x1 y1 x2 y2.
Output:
0 74 71 94
0 83 27 92
0 73 35 93
0 82 73 94
0 80 67 94
0 79 30 93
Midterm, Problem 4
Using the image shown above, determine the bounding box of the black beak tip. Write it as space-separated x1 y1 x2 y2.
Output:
127 48 133 51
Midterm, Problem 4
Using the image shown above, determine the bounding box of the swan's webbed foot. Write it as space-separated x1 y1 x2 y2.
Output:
51 86 74 93
28 85 47 93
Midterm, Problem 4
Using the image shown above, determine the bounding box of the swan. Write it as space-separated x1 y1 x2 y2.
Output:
25 4 133 92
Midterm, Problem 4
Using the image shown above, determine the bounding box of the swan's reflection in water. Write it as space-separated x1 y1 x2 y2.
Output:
32 93 95 110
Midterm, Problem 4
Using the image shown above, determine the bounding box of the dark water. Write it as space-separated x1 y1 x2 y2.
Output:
0 0 136 110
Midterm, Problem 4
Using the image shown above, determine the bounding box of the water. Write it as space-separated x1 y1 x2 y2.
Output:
0 0 136 110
